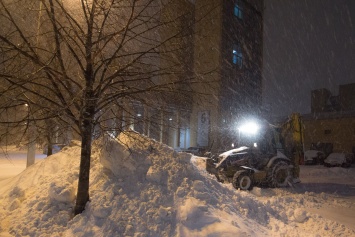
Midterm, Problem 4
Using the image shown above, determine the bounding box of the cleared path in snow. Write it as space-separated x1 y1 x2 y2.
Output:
297 165 355 232
0 148 46 181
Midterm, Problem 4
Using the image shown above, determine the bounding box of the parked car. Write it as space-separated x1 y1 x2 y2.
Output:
310 142 333 159
324 153 354 168
304 150 325 165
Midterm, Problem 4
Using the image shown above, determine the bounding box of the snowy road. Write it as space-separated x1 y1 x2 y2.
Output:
296 165 355 232
249 165 355 232
0 148 46 181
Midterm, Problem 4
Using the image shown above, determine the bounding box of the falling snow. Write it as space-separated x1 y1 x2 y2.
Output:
1 131 355 237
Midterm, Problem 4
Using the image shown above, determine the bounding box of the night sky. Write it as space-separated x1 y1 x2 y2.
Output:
263 0 355 117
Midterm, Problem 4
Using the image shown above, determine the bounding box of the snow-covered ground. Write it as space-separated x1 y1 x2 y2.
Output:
0 132 354 237
0 146 46 181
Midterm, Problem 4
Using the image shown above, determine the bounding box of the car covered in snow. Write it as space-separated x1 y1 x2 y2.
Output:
324 152 354 168
304 150 325 165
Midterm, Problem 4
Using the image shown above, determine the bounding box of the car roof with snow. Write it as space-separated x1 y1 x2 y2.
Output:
325 152 353 161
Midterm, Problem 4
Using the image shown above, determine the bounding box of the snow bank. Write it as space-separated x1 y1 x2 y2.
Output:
0 142 81 237
0 131 355 237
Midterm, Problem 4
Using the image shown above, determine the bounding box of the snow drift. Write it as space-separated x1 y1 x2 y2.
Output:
0 131 354 237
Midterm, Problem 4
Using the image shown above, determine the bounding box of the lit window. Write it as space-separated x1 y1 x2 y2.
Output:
232 46 243 68
234 4 243 19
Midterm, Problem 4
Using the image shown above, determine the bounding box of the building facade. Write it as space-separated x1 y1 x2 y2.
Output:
190 0 264 152
0 0 264 152
124 0 264 152
303 83 355 154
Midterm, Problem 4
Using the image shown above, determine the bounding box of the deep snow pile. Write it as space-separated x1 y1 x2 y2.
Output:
0 131 354 237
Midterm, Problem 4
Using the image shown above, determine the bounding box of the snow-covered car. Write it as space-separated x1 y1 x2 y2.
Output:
324 153 354 168
304 150 325 165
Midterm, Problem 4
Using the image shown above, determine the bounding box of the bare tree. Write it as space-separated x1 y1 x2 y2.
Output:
0 0 213 215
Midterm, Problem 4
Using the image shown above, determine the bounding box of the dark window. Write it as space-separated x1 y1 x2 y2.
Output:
234 4 243 19
232 46 243 68
324 129 331 135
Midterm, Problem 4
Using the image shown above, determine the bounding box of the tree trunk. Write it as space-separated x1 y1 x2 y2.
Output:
46 133 53 156
26 122 36 167
74 1 96 214
74 105 95 215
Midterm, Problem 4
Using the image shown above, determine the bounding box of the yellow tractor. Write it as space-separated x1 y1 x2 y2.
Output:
205 114 304 190
280 113 304 180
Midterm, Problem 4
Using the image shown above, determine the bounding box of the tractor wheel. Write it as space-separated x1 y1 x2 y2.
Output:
232 172 253 191
341 162 351 168
268 161 291 188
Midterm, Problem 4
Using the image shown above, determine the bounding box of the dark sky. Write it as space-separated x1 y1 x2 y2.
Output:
263 0 355 117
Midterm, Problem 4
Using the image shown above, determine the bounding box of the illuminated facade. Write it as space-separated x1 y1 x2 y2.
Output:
129 0 264 151
189 0 264 151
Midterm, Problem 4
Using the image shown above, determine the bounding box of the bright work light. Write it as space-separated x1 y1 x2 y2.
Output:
238 122 259 135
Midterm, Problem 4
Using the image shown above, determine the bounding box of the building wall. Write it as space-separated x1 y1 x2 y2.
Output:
190 0 223 149
220 0 263 117
303 115 355 153
150 0 195 148
311 83 355 113
217 0 264 150
306 83 355 154
339 83 355 111
114 0 263 151
187 0 263 151
311 88 333 113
